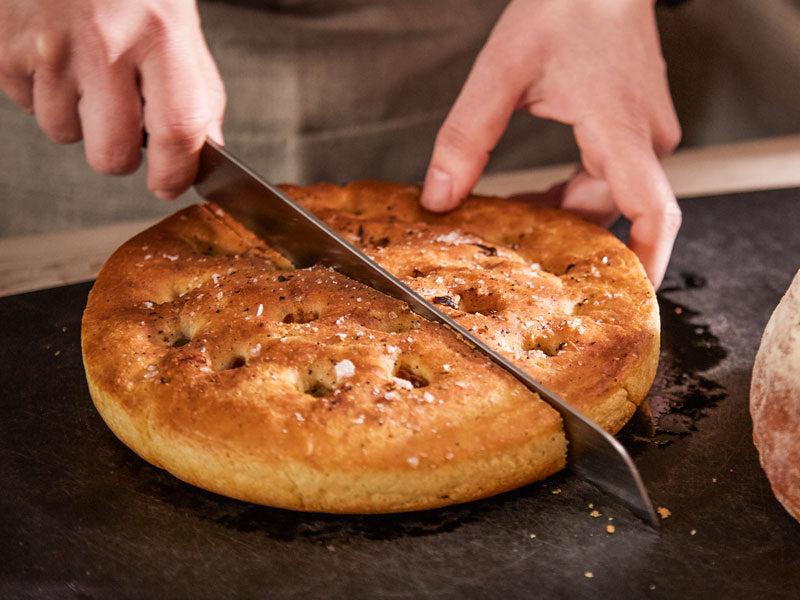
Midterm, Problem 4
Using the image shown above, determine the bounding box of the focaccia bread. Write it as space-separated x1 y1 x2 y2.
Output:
81 181 660 513
751 269 800 522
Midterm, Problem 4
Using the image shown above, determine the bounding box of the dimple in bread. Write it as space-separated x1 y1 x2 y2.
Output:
81 181 660 513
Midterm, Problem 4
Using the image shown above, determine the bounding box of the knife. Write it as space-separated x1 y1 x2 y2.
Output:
193 138 659 527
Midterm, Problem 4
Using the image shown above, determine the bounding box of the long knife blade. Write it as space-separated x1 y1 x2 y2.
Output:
193 139 658 527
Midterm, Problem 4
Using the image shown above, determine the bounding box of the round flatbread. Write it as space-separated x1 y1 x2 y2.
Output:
82 181 659 513
750 269 800 522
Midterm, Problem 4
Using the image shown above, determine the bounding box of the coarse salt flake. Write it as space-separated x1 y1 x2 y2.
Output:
334 359 355 381
393 377 414 390
256 303 263 316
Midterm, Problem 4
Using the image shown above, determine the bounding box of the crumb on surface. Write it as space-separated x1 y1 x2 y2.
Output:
606 524 615 534
657 506 671 519
590 509 601 518
551 488 561 495
584 571 594 579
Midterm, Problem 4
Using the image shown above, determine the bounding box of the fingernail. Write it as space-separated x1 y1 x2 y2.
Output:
421 167 453 212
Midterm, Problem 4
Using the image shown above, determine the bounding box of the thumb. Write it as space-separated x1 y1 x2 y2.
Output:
420 48 522 213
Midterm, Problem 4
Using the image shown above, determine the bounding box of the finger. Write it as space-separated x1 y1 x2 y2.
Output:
420 44 524 213
32 68 82 144
77 64 144 176
596 146 680 288
619 161 681 289
561 169 620 228
140 32 215 200
0 71 33 113
196 33 226 145
650 95 681 159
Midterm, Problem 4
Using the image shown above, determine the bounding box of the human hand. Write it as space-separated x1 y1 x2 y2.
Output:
420 0 681 288
0 0 225 199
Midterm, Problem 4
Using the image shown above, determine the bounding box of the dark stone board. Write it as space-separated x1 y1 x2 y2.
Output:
2 187 799 599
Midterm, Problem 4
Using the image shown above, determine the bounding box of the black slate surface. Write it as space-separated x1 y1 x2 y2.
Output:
2 187 800 599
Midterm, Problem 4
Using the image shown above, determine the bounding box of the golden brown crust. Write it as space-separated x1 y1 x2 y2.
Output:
750 269 800 522
82 181 659 513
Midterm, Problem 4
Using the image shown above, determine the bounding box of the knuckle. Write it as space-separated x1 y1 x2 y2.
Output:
156 109 210 151
661 117 682 153
33 30 69 70
435 121 489 165
436 122 473 152
659 199 683 232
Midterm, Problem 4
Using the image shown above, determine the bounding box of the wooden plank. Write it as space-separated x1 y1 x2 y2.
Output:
476 134 800 197
0 219 157 297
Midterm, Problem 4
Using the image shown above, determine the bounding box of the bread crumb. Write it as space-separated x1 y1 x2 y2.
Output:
589 510 601 518
551 488 561 495
657 507 671 519
584 571 594 579
606 524 615 534
690 529 697 536
529 533 536 538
